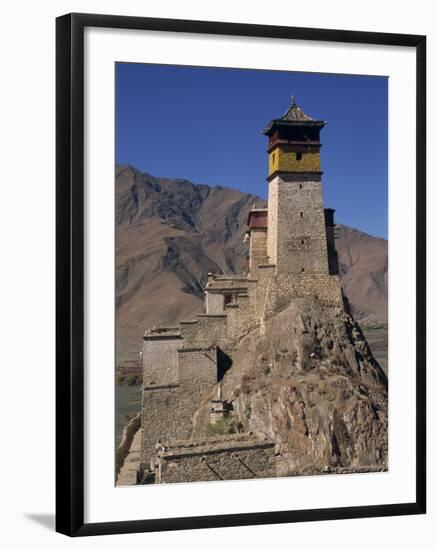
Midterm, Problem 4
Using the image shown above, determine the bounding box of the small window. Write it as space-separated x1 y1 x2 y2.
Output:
301 267 305 273
299 184 303 189
300 212 303 218
301 239 305 245
296 152 302 161
272 153 275 163
224 294 232 306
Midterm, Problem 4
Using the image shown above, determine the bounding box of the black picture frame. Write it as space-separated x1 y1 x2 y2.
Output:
56 12 426 537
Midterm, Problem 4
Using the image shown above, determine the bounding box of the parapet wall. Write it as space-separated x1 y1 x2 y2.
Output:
142 334 181 388
141 385 182 468
154 434 276 484
180 315 227 347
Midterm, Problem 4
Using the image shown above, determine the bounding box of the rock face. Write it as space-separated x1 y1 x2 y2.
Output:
193 298 388 476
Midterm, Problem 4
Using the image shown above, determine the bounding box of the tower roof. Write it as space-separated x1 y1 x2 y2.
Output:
263 96 326 135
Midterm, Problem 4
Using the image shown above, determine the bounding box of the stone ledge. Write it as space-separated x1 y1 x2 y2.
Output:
143 333 182 341
197 314 227 319
143 383 180 391
143 327 181 339
178 346 216 353
157 433 275 459
206 286 250 292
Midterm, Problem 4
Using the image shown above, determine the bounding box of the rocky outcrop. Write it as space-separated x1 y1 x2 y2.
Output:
193 298 388 477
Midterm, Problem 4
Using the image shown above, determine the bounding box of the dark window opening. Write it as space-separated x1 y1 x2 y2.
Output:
217 348 233 382
296 152 302 161
301 267 305 272
300 212 303 218
301 239 305 245
224 294 232 306
299 184 303 189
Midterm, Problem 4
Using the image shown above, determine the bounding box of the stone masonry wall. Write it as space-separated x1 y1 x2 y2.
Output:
156 435 276 484
264 273 343 314
178 347 218 390
249 227 268 276
140 346 219 471
206 292 224 314
274 174 330 275
143 335 181 388
254 264 276 318
181 315 227 347
224 294 254 341
267 178 278 264
141 385 182 469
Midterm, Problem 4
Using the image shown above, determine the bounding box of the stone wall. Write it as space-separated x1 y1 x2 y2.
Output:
267 178 278 264
180 315 227 347
273 174 330 276
141 385 182 468
154 434 276 484
265 273 344 313
249 227 268 276
140 327 222 471
206 292 224 314
140 346 220 471
178 346 218 390
255 264 276 318
142 333 181 388
225 294 254 340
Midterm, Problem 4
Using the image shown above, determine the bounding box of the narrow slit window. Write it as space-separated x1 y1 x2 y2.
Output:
296 152 302 161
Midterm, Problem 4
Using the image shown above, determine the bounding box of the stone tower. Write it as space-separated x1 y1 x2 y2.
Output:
263 97 331 276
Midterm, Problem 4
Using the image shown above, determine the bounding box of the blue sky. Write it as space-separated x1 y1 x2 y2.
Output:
116 63 388 238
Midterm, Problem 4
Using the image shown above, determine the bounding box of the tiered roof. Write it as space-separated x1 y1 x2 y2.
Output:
262 96 326 135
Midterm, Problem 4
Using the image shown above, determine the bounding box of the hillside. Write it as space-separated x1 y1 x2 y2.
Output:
115 164 388 364
335 225 388 322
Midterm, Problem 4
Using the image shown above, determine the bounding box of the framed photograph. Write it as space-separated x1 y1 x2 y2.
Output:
56 13 426 536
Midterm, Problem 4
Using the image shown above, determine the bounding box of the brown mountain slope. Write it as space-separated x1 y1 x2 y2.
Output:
115 165 387 363
335 224 388 322
116 164 262 361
